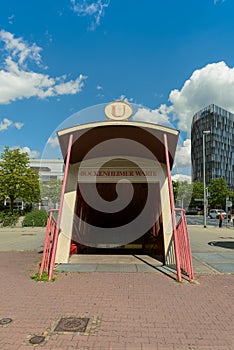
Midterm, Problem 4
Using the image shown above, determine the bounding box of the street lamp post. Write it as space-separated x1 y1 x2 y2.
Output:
203 130 211 228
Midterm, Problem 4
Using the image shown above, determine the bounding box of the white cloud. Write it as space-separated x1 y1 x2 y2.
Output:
119 95 134 103
96 85 103 90
53 76 85 95
172 174 191 183
174 139 191 168
133 105 172 126
48 136 59 148
136 61 234 133
169 61 234 132
71 0 110 30
0 30 87 104
14 122 24 130
0 118 12 131
0 118 24 131
44 30 53 44
119 62 234 178
8 14 15 25
0 29 42 67
13 146 40 158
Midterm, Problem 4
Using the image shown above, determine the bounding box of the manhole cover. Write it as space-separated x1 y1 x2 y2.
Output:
0 318 13 326
54 317 89 333
29 335 45 345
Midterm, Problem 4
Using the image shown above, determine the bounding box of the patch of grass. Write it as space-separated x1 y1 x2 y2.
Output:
30 271 57 282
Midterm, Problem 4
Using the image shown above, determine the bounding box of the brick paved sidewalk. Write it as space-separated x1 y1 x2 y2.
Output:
0 251 233 350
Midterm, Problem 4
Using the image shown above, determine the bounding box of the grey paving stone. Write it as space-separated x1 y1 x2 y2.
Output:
56 263 97 272
207 262 234 273
96 263 137 272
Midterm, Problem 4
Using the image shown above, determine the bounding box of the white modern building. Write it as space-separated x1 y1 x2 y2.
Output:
30 159 64 183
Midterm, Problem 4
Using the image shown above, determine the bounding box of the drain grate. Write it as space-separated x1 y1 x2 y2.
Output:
54 317 90 333
0 318 13 326
29 335 45 345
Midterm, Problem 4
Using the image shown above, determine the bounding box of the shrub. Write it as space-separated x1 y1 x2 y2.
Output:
0 210 20 227
22 210 48 227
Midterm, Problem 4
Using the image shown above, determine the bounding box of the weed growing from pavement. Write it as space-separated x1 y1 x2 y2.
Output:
31 271 57 282
189 279 198 284
175 279 184 283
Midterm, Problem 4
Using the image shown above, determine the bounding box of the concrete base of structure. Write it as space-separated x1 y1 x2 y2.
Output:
55 254 163 273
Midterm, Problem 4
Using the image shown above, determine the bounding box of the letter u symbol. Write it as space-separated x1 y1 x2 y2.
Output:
112 105 126 117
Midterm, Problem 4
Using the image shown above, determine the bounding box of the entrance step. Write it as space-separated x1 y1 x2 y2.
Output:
55 254 163 273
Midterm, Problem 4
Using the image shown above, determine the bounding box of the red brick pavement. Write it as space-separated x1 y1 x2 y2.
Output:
0 251 233 350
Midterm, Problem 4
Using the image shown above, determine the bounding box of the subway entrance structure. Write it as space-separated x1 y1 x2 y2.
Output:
40 101 194 282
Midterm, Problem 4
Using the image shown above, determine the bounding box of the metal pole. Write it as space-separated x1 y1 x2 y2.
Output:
203 130 210 228
203 133 206 228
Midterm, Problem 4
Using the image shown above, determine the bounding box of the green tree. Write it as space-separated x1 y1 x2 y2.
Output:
176 181 193 209
41 179 62 209
172 180 179 202
208 178 232 209
190 181 204 208
0 147 40 211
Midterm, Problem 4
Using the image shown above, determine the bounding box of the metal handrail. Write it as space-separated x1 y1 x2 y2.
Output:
39 209 59 278
175 208 194 281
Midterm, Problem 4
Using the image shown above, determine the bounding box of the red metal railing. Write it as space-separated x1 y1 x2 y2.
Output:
164 133 194 282
48 134 73 280
40 133 74 280
164 133 182 281
175 208 194 281
39 209 58 278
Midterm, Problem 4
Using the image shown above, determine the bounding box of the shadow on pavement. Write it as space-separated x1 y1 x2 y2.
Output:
208 241 234 249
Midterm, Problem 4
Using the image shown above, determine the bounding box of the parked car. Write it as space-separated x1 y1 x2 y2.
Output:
209 209 227 219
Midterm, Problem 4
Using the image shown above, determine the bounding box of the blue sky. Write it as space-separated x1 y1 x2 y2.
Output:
0 0 233 180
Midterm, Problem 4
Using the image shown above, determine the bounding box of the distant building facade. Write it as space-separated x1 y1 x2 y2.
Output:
191 104 234 190
30 159 64 210
30 159 64 183
0 158 64 210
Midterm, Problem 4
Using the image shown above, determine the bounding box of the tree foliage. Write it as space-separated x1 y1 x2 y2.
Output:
172 178 232 211
172 180 179 202
176 181 193 209
208 178 232 209
0 147 40 210
41 179 62 209
190 181 204 208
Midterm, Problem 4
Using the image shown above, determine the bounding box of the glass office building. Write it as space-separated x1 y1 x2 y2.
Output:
191 104 234 190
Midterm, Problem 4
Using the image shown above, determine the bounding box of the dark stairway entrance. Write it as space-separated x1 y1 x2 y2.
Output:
71 182 165 263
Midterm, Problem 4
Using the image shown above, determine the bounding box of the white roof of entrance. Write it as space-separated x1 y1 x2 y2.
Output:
57 121 179 169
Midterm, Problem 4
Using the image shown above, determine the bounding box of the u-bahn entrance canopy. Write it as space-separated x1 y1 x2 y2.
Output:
40 101 194 282
57 121 179 168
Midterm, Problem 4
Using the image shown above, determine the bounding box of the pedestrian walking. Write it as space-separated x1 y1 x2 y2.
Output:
218 211 223 228
227 211 231 228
